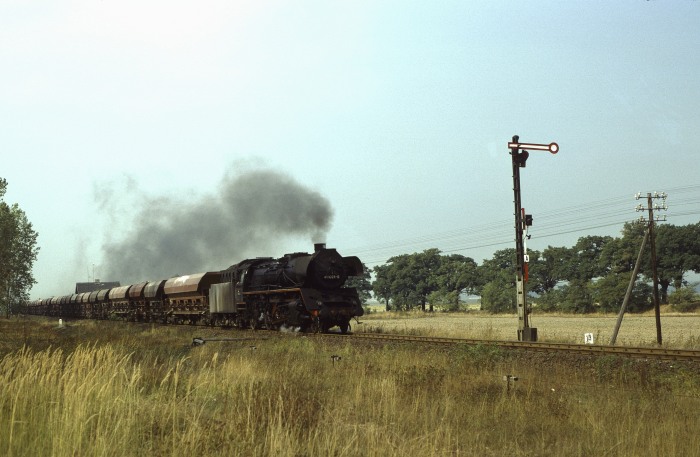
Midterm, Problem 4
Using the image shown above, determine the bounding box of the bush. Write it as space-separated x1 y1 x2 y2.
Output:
669 285 700 312
427 290 462 312
559 280 596 314
535 289 563 312
593 274 652 313
481 279 515 313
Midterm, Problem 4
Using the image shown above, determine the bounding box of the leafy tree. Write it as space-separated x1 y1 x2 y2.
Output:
372 264 392 310
600 222 700 304
434 254 479 311
479 249 516 313
380 254 415 311
567 235 614 282
599 223 646 275
480 273 515 313
478 249 516 288
372 250 482 312
0 178 40 316
687 223 700 274
411 249 442 312
557 279 595 314
652 223 700 303
527 247 570 296
536 288 564 312
372 254 421 311
426 289 461 311
368 220 700 315
379 249 442 312
592 273 652 313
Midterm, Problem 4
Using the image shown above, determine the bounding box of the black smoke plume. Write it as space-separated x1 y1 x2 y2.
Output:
99 169 333 283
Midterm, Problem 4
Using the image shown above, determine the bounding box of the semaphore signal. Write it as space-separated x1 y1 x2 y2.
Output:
507 141 559 154
508 135 558 342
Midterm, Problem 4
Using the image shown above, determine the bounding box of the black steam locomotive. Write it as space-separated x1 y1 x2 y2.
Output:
25 243 364 333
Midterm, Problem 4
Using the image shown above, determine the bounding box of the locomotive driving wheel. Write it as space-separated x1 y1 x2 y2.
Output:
339 320 350 334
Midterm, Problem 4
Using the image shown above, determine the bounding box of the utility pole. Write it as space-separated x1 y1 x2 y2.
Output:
636 192 667 345
508 135 558 342
610 229 649 345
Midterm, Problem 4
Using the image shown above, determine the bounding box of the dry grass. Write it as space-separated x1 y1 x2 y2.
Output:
1 316 699 456
360 310 700 348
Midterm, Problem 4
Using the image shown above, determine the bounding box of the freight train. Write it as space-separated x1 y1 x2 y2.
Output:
25 243 364 333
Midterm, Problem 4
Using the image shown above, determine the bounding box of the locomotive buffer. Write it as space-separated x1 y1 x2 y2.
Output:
508 135 558 342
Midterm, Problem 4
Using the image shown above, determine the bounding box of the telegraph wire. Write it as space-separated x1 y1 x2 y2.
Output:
343 187 700 268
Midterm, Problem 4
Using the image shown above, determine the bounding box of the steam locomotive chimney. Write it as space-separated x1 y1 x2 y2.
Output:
314 243 326 252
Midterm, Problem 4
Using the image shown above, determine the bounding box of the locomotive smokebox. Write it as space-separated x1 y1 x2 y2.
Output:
314 243 326 252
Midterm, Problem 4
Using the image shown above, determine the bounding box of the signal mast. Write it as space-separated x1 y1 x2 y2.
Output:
508 135 558 342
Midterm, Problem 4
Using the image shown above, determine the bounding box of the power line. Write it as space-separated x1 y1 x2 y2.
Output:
342 187 700 268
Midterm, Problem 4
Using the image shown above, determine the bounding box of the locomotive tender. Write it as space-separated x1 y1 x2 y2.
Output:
26 243 364 333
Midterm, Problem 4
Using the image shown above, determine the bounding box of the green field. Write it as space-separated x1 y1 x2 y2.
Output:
1 316 699 457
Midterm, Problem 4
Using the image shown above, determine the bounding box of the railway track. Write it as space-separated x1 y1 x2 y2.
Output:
33 315 700 363
317 332 700 362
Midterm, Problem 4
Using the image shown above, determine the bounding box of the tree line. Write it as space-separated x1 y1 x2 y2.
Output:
347 221 700 314
0 178 39 316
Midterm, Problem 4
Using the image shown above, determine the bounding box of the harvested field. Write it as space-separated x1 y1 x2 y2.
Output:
359 311 700 349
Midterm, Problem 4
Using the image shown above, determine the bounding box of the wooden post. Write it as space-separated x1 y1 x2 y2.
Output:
610 230 649 345
647 193 663 345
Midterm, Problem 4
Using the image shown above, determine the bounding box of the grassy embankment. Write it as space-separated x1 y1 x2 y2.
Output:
1 316 699 456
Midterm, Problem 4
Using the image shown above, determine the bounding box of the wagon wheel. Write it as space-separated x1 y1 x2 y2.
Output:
248 310 260 330
308 316 322 333
262 312 275 330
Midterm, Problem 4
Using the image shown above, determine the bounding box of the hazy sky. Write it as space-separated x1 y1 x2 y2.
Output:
2 1 699 298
